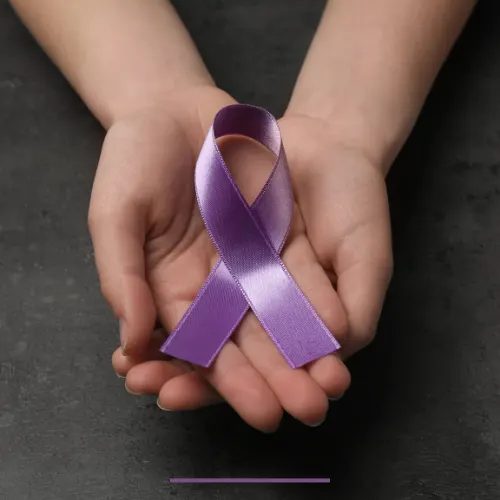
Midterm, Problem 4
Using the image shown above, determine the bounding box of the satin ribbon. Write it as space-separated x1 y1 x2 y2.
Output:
160 104 340 368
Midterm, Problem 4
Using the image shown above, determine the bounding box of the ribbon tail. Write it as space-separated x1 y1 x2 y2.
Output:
160 260 249 367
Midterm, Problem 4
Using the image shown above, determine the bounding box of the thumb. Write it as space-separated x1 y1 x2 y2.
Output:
88 201 156 356
88 136 157 356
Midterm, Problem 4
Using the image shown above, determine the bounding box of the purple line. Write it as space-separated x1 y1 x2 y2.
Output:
170 478 330 484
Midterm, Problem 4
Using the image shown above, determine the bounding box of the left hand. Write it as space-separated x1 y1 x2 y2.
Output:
278 114 393 360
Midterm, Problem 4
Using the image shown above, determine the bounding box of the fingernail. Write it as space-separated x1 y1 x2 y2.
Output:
157 399 173 412
119 319 127 355
261 427 279 434
124 383 142 396
328 394 344 401
305 419 325 428
116 373 126 379
304 413 327 427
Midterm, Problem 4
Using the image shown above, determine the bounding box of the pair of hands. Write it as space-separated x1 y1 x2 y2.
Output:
88 86 393 432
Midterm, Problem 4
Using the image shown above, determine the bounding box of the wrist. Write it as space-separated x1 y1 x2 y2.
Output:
94 77 216 130
284 95 413 177
105 84 233 154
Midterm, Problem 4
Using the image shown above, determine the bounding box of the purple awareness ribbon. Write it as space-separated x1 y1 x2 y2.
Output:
160 104 340 368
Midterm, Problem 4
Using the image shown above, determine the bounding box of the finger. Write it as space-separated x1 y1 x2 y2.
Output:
158 371 223 410
112 329 170 377
335 259 392 359
124 359 192 395
156 298 283 432
307 355 351 399
282 236 351 398
333 197 393 358
89 203 156 356
234 234 350 424
196 341 283 432
89 132 157 356
234 313 329 426
115 329 222 409
113 346 169 378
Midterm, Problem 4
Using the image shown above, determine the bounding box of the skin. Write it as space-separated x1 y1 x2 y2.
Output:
91 87 352 430
10 0 477 431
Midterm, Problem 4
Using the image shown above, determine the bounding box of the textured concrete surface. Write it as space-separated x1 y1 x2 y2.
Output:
1 1 500 499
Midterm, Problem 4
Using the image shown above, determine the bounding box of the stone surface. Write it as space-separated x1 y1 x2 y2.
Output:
1 1 500 499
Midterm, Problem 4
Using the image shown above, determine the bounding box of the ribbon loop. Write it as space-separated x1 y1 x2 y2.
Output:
160 104 340 368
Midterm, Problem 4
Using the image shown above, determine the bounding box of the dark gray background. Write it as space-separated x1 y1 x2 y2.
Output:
1 1 499 499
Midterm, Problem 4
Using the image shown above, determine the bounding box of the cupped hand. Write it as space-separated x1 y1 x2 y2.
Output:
90 88 352 432
278 114 393 360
